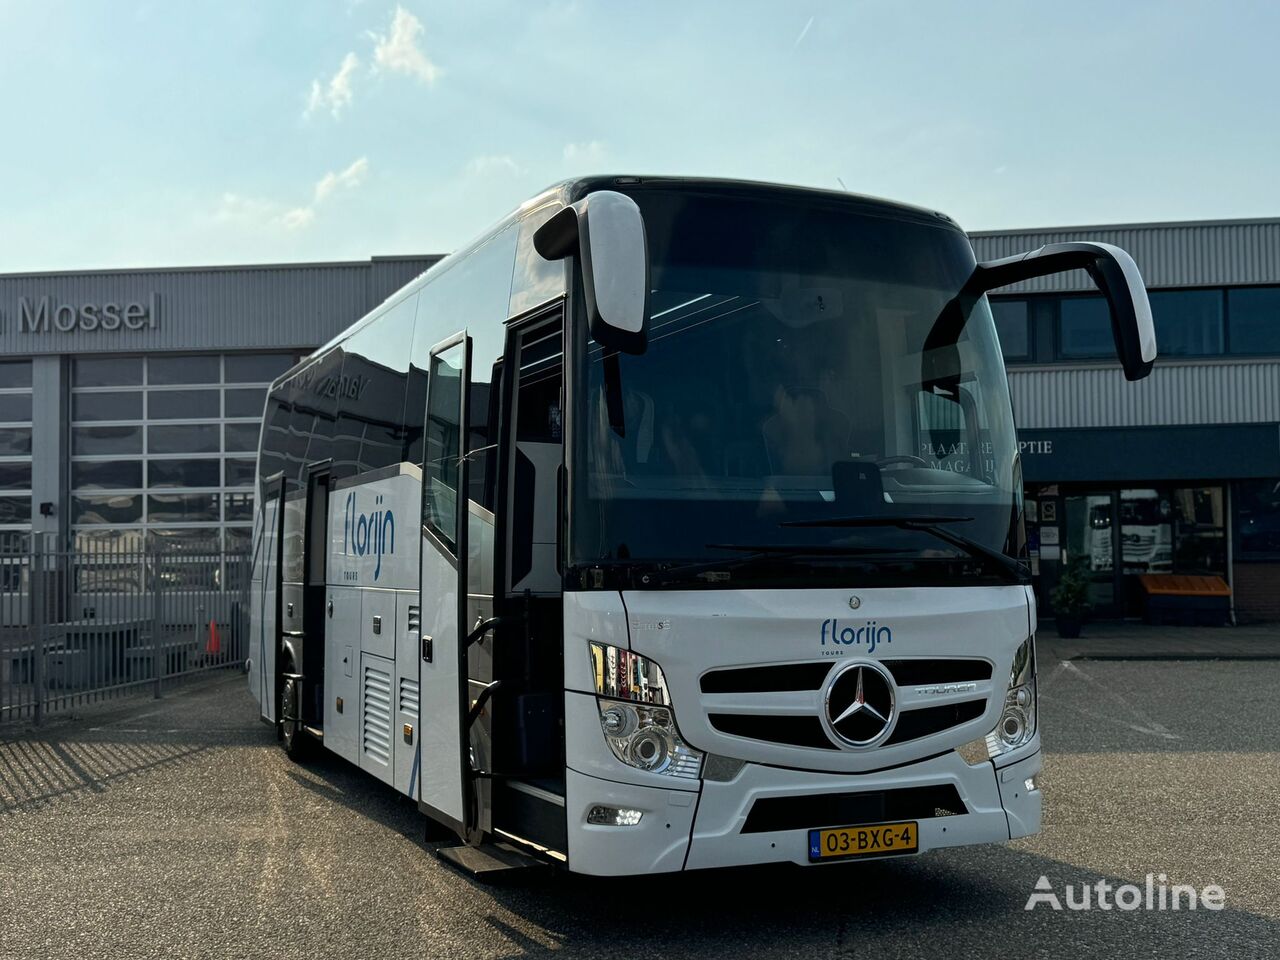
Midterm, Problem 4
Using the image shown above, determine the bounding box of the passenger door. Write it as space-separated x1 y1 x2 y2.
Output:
253 475 284 721
417 335 471 835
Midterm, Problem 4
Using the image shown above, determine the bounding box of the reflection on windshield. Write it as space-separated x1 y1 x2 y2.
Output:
570 189 1023 584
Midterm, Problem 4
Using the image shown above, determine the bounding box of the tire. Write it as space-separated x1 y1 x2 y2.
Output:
280 666 309 762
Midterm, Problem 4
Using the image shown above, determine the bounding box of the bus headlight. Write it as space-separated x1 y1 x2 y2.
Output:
959 637 1037 763
589 642 704 779
596 699 703 778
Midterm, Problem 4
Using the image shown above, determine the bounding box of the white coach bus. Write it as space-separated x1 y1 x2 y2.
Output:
247 177 1155 875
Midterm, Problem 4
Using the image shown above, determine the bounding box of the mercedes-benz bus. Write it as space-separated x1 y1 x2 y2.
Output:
246 176 1156 875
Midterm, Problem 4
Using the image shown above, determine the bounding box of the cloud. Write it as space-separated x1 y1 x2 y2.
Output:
370 6 440 85
563 140 606 165
313 156 369 203
794 16 814 48
214 157 370 233
466 154 523 177
305 51 360 119
280 207 317 231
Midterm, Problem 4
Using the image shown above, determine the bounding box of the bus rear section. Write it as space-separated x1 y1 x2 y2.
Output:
248 176 1154 876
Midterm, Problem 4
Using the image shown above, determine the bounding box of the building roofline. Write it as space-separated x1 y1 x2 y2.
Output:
970 215 1280 237
0 254 444 282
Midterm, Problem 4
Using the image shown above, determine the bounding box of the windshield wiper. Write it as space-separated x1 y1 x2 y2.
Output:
779 514 1029 582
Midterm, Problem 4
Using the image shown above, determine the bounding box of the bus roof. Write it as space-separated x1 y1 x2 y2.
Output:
273 175 962 391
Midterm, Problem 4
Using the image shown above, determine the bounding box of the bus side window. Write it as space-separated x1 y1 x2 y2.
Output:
509 319 563 594
424 343 466 552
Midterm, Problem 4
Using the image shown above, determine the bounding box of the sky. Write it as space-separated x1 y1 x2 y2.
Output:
1 0 1277 272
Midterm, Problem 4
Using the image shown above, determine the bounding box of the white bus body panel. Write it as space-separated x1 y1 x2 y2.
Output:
419 534 463 820
562 586 1039 875
325 466 423 798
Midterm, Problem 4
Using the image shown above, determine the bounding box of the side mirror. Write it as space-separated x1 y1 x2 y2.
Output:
532 190 650 354
973 241 1157 381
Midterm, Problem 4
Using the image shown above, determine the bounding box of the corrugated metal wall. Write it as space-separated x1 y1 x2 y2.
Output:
970 218 1280 293
0 257 440 356
1007 358 1280 429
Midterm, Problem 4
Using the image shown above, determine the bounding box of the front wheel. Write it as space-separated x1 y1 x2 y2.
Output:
280 669 309 762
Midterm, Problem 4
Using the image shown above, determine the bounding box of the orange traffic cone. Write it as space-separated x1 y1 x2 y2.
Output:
206 620 221 657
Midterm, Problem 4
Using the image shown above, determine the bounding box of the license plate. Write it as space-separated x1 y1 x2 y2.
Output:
808 821 918 861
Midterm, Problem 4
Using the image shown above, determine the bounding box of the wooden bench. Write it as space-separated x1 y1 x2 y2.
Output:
1138 574 1231 626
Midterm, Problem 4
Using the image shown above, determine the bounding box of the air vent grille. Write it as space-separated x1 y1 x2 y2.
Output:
362 663 393 764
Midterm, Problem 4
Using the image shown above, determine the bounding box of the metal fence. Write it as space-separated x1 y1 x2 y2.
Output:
0 532 251 725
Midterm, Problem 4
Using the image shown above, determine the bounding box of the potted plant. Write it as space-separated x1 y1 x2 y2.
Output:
1050 556 1091 638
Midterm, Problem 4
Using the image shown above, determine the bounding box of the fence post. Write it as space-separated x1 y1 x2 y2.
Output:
30 535 45 725
152 544 163 699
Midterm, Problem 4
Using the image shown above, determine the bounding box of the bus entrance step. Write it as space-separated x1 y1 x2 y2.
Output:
436 841 545 878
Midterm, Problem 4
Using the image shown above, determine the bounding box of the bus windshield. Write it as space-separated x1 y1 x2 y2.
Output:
569 188 1024 587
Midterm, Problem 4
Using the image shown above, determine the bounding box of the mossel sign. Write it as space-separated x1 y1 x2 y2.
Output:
15 293 160 332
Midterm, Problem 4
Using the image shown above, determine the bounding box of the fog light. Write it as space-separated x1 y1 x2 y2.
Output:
1024 777 1037 791
587 805 643 826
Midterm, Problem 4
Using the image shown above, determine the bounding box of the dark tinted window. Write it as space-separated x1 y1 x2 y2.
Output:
225 492 254 521
149 355 220 385
0 428 32 456
227 353 297 383
423 342 465 550
73 494 142 524
148 389 220 419
0 360 33 388
72 392 142 422
148 459 220 488
0 496 31 523
225 422 261 452
0 462 32 490
74 356 143 387
148 423 220 454
226 458 256 487
990 299 1030 359
148 493 220 523
226 387 267 418
71 461 142 490
1150 290 1223 356
1058 296 1112 358
72 425 139 456
0 394 32 422
1227 287 1280 355
1236 478 1280 558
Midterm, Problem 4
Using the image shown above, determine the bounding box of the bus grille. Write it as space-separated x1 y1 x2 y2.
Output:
701 658 993 752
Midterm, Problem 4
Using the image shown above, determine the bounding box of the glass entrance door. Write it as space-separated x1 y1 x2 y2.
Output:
1062 493 1119 617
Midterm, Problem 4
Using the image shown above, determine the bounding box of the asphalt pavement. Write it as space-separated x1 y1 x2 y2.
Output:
1 657 1278 960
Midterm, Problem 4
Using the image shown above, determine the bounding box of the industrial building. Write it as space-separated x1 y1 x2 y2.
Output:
1 216 1277 621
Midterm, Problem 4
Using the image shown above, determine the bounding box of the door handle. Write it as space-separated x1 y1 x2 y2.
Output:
421 635 433 663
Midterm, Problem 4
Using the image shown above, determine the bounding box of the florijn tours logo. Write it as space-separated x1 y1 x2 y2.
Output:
819 619 893 655
343 491 396 581
1025 874 1226 912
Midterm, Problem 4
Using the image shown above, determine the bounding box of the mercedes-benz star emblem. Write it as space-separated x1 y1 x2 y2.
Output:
823 661 896 747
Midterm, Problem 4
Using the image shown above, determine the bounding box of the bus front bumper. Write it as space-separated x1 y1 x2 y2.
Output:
564 749 1042 876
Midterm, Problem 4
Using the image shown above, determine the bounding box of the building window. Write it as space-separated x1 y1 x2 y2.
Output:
1149 289 1223 356
1058 296 1113 358
74 356 144 387
990 299 1030 360
1227 287 1280 356
149 354 221 385
0 359 34 532
1235 478 1280 560
66 351 284 550
71 391 143 421
0 359 33 389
